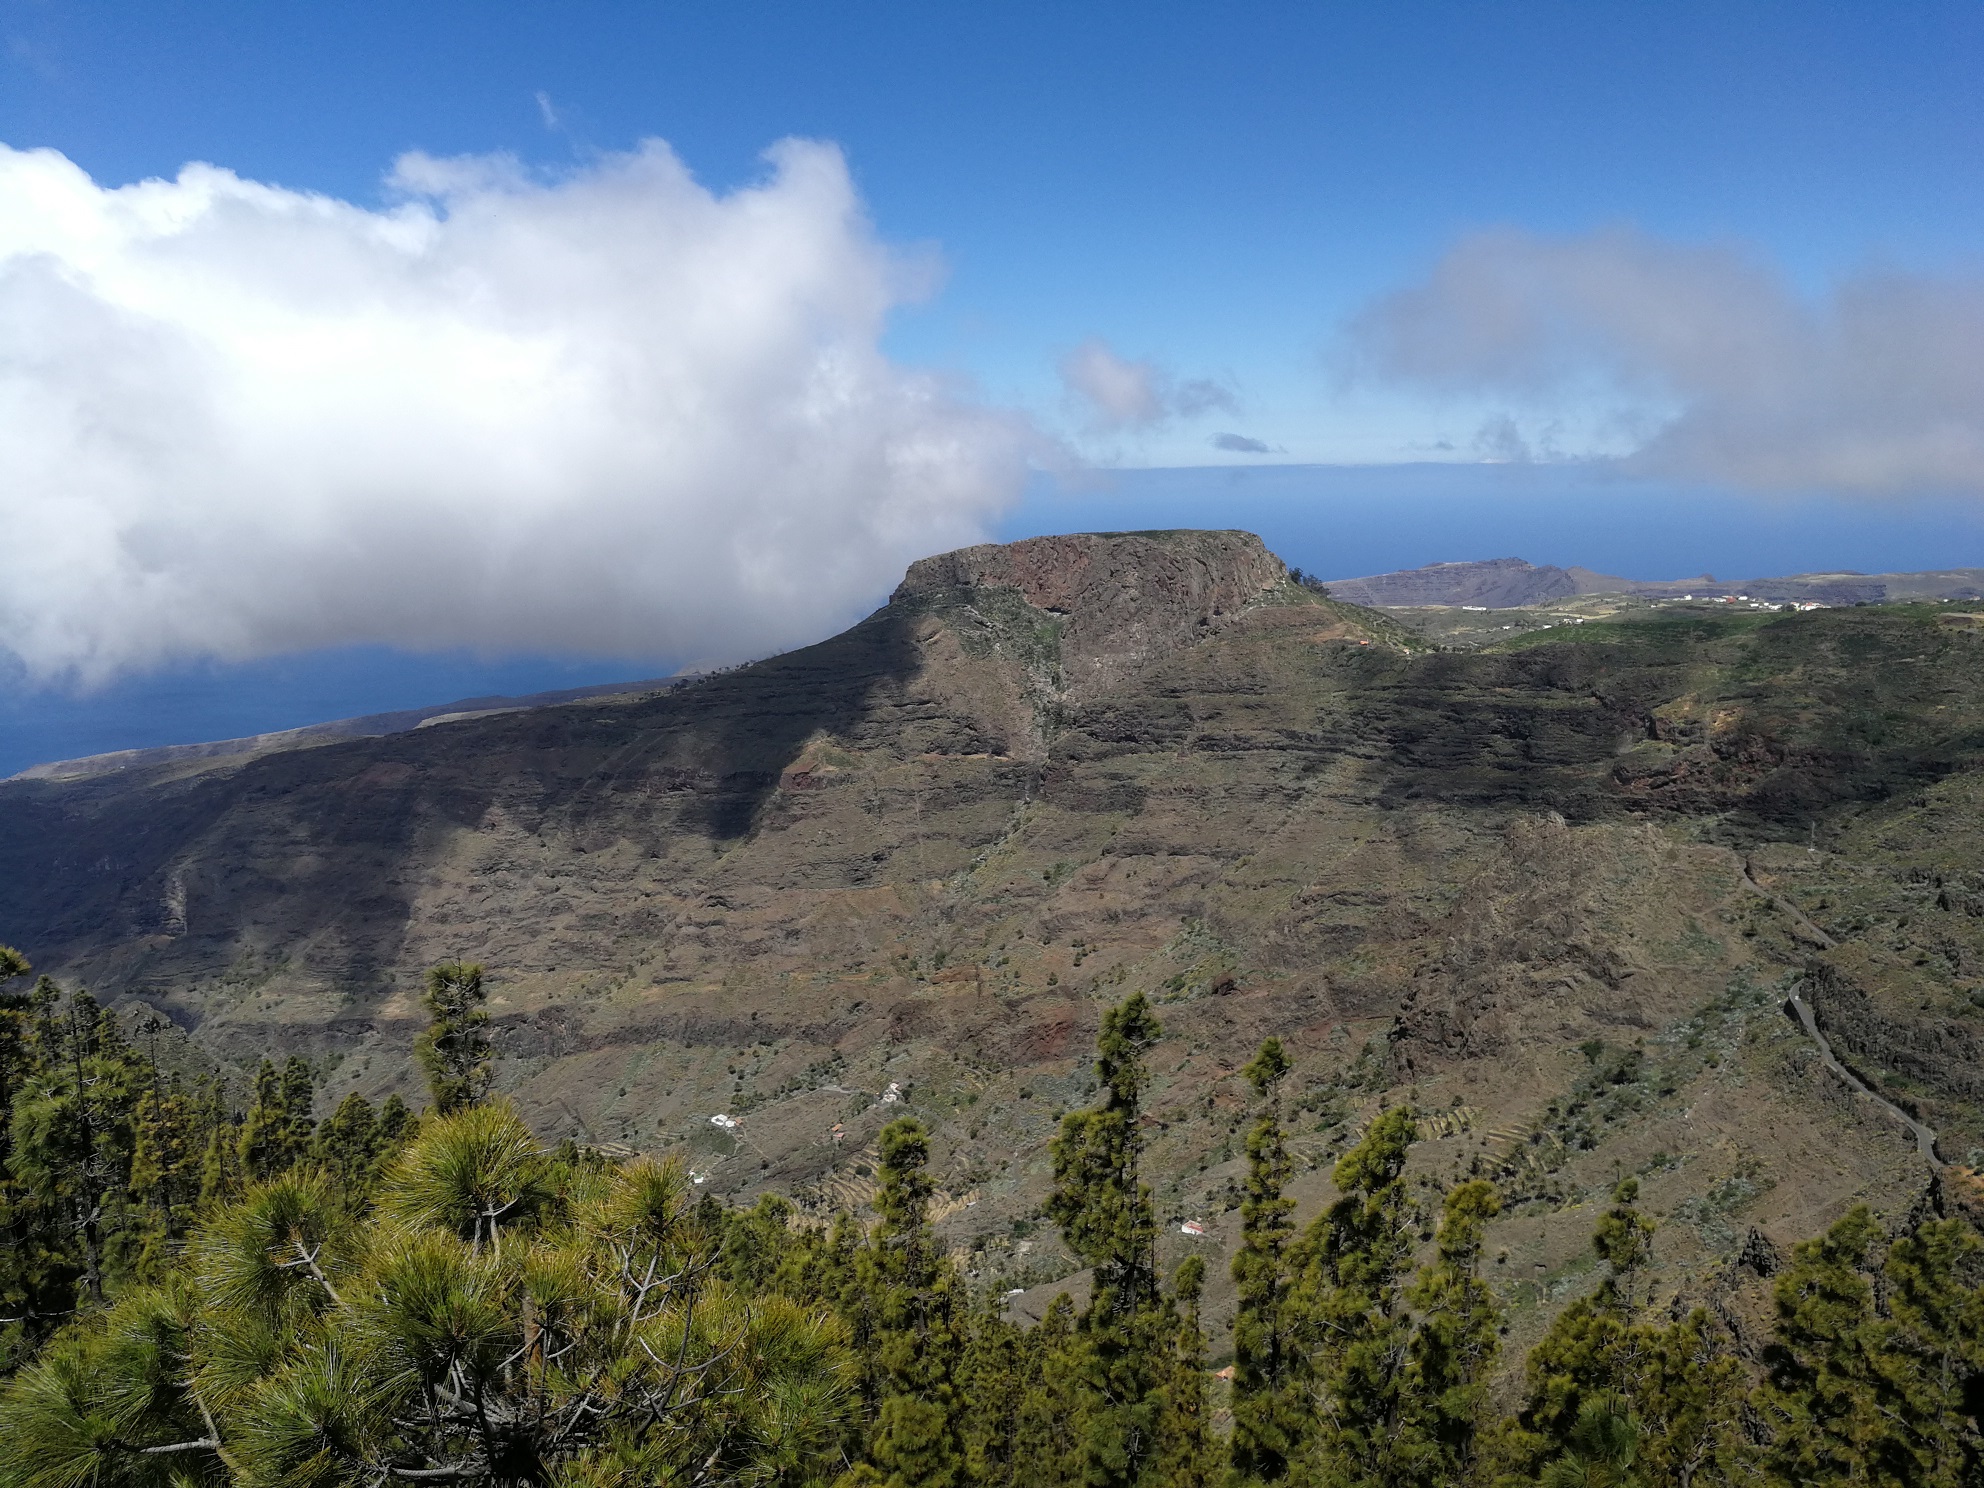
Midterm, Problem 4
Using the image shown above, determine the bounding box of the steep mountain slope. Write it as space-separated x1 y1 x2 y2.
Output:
4 528 1982 1350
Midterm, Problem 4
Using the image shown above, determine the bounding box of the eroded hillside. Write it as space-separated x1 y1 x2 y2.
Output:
4 529 1982 1355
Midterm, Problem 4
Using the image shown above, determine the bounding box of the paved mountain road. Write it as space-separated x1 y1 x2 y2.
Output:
1737 856 1943 1166
1784 981 1942 1164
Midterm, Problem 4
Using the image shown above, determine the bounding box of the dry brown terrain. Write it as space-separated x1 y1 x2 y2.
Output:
5 528 1982 1363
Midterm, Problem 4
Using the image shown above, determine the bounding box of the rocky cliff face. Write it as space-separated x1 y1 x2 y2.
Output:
3 531 1981 1346
895 530 1289 698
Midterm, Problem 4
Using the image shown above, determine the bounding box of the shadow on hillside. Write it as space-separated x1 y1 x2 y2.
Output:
639 602 927 844
0 601 931 997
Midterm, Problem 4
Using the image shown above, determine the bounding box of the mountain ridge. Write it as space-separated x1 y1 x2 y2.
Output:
6 674 683 785
25 548 1981 787
3 527 1979 1343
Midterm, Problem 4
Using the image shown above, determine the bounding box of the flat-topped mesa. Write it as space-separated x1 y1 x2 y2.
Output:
894 530 1290 696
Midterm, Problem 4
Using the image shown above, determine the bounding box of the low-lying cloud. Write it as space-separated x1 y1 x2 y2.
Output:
1058 338 1233 433
1210 432 1276 455
1351 225 1984 495
0 139 1031 686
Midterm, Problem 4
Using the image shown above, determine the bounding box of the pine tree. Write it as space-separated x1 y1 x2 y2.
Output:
1757 1203 1982 1488
1626 1306 1749 1488
28 990 109 1306
0 948 31 1169
311 1090 379 1189
231 1054 317 1187
237 1058 295 1182
1230 1036 1302 1486
0 953 42 1345
128 1073 205 1279
1010 1295 1085 1488
373 1091 417 1174
1495 1178 1747 1487
74 1004 150 1287
1508 1179 1651 1455
1880 1214 1984 1486
0 965 60 1365
724 1191 810 1295
414 960 492 1114
1538 1398 1644 1488
195 1079 242 1211
21 979 59 1072
1398 1178 1501 1488
7 989 148 1306
1757 1205 1886 1485
863 1116 968 1488
1158 1255 1216 1488
958 1302 1034 1488
309 1087 419 1214
278 1054 316 1156
0 1103 856 1488
1592 1177 1656 1308
1293 1104 1417 1488
1047 993 1177 1488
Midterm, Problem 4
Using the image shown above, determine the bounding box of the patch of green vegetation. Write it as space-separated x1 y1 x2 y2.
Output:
914 580 1066 676
1152 916 1241 1004
1673 1161 1776 1253
745 1051 848 1112
1494 607 1783 653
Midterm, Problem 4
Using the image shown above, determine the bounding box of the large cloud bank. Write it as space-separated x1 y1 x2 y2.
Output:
0 140 1031 685
1352 226 1984 495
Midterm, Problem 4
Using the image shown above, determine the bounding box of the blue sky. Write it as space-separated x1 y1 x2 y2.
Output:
10 2 1984 458
4 1 1984 771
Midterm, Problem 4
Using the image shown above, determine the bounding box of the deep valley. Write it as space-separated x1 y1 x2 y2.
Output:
5 528 1983 1356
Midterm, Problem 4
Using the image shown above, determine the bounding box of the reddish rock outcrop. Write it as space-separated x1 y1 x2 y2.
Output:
895 530 1287 698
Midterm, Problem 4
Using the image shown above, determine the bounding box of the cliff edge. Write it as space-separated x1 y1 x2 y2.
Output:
895 529 1289 698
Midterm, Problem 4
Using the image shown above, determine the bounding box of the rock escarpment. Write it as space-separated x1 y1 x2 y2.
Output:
896 529 1289 698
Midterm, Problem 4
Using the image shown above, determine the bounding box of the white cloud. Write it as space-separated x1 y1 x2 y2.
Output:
1210 432 1274 455
1350 225 1984 495
1058 338 1233 433
0 138 1032 685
